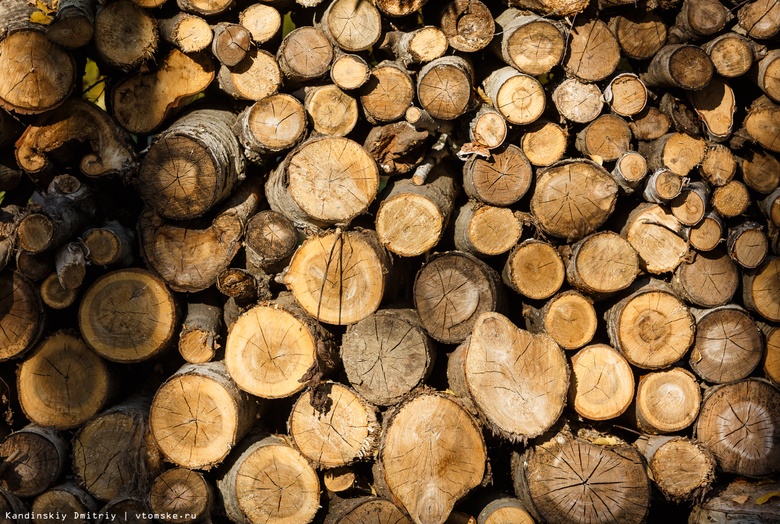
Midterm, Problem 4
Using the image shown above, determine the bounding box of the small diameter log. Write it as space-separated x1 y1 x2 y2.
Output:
670 181 709 226
520 122 568 167
266 137 379 228
100 497 154 523
235 94 307 161
217 269 259 304
47 0 95 49
378 392 486 524
17 332 110 429
690 78 736 142
493 9 565 76
611 151 648 193
531 159 619 242
225 294 334 398
325 497 411 524
741 149 780 194
621 203 689 274
137 109 244 221
695 379 780 476
552 78 603 124
78 268 177 363
212 23 251 68
277 27 333 84
672 249 739 307
525 291 598 350
341 309 435 407
451 312 569 441
72 400 162 502
644 44 714 91
503 240 565 301
217 49 282 101
762 188 780 228
14 250 51 283
239 4 280 47
454 202 522 257
512 427 651 524
149 468 213 524
482 67 544 125
700 143 737 186
463 144 533 206
564 18 621 82
330 53 371 90
609 12 667 60
40 273 78 310
711 180 750 219
94 0 157 71
606 280 695 369
179 303 222 364
751 50 780 103
418 57 474 121
636 368 702 434
289 382 379 468
380 27 448 65
690 305 763 384
32 483 97 523
702 32 757 78
320 0 382 52
743 257 780 322
218 434 320 524
575 114 631 162
604 73 648 118
738 0 780 39
284 230 389 325
477 498 533 524
643 132 706 177
629 107 671 141
54 241 88 290
305 85 359 137
376 165 457 257
158 13 213 53
643 169 683 204
639 437 716 503
669 0 732 43
467 105 507 151
177 0 233 16
83 221 134 267
0 271 44 361
569 344 634 421
150 362 259 470
566 231 640 297
728 221 769 269
743 97 780 153
415 251 504 344
244 210 297 274
440 0 494 53
0 425 66 497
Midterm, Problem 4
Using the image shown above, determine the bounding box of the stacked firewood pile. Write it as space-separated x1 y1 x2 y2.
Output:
0 0 779 522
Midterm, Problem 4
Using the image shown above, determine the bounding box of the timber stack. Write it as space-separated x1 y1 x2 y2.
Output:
0 0 779 522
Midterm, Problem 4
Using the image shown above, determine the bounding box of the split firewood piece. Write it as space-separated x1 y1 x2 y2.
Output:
32 483 97 522
568 344 634 421
440 0 494 53
225 293 335 398
137 108 244 220
743 256 780 322
341 308 435 407
364 121 429 176
609 11 667 60
325 497 411 524
622 203 689 274
629 107 671 141
177 0 234 16
520 122 567 168
743 97 780 153
552 78 603 124
606 280 695 369
525 291 597 350
417 57 474 121
289 382 379 468
644 44 714 91
284 230 389 325
690 305 763 384
711 180 750 218
212 23 251 68
378 392 486 524
267 136 379 228
604 73 648 118
149 468 213 524
454 202 522 257
78 268 177 363
669 0 732 43
235 94 307 162
611 151 648 193
94 0 157 71
463 144 533 206
82 220 134 267
503 240 565 301
320 0 382 52
0 425 66 497
566 231 640 297
0 271 44 361
218 434 320 524
16 99 136 180
728 221 769 269
450 312 569 441
379 27 448 65
636 368 702 434
751 50 780 103
239 4 280 47
244 210 298 274
642 169 683 204
702 32 758 78
39 273 78 310
643 132 706 177
531 159 619 242
415 251 504 344
179 303 222 364
690 78 736 142
700 143 737 186
477 497 533 524
55 241 88 290
217 48 282 101
672 249 739 308
512 426 651 524
150 361 259 470
305 85 359 137
330 53 371 90
47 0 96 49
277 27 333 84
482 67 544 125
323 467 367 494
15 251 51 282
493 9 565 76
376 164 457 257
738 0 780 39
72 399 162 502
139 178 262 292
762 188 780 228
564 18 620 83
636 436 716 503
695 379 780 476
741 148 780 194
158 13 213 53
18 332 110 429
575 114 632 162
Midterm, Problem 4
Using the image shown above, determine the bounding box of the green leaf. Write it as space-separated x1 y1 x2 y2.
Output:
282 13 296 38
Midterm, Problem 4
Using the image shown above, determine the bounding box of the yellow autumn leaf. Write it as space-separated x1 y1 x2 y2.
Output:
82 58 107 111
28 0 58 25
591 436 619 446
755 491 780 505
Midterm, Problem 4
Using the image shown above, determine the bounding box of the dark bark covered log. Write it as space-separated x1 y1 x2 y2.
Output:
0 425 66 498
47 0 95 49
32 483 97 523
668 0 732 43
644 44 714 91
94 0 158 71
0 271 44 362
149 468 213 523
